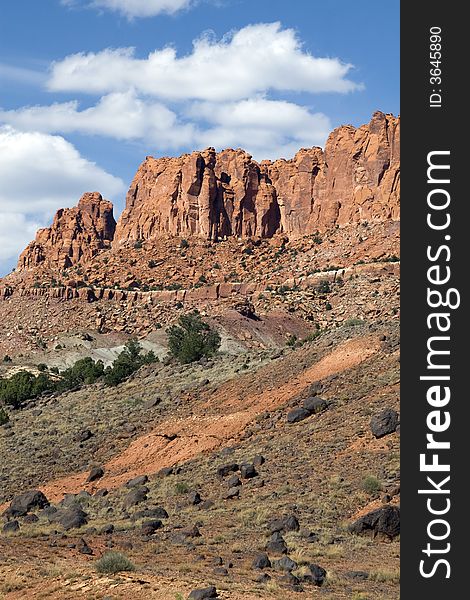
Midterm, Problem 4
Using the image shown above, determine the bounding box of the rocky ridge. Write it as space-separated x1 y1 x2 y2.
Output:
15 112 399 274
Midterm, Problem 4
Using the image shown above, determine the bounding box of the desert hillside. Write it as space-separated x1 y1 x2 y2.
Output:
0 113 400 600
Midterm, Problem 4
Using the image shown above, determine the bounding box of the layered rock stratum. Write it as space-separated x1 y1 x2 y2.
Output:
16 112 399 273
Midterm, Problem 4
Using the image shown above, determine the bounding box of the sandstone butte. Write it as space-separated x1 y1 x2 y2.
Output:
16 111 400 272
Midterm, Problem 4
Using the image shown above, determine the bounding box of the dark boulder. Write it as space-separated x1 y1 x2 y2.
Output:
252 552 271 569
349 505 400 539
287 408 311 424
275 556 298 572
303 397 328 414
3 520 20 533
132 507 169 520
222 487 240 500
226 475 241 488
240 464 258 479
142 520 163 535
86 467 104 483
217 463 239 478
58 507 88 530
188 491 202 505
5 489 49 518
304 564 327 586
188 587 218 599
370 409 399 438
123 487 149 509
126 475 149 488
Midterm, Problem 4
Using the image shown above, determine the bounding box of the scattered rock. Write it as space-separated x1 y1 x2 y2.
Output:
188 586 218 600
123 487 149 509
143 397 161 409
252 454 265 467
100 524 115 534
370 408 399 438
156 467 174 478
213 567 228 576
132 507 169 520
302 396 328 414
287 408 311 424
226 475 241 488
349 505 400 539
76 429 93 443
255 573 271 583
94 488 109 498
22 514 39 524
183 525 201 538
217 463 239 478
5 490 49 518
266 532 288 554
142 520 163 535
3 520 20 533
78 538 93 555
304 564 327 586
299 529 319 543
86 467 104 483
252 553 271 569
222 487 240 500
240 463 258 479
275 556 298 572
283 515 300 532
58 507 88 530
344 571 369 580
188 491 202 505
126 475 149 488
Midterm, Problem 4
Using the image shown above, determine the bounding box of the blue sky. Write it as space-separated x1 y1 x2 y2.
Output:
0 0 399 276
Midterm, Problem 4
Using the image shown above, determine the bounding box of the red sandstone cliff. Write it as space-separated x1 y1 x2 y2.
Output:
17 192 116 271
17 112 399 272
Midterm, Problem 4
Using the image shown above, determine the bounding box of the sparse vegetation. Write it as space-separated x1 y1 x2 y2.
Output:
345 318 364 327
95 551 135 574
0 406 9 425
104 340 157 386
361 475 382 495
0 340 157 407
3 355 12 363
317 280 331 293
168 311 221 364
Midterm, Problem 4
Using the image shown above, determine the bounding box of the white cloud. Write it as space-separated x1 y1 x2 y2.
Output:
189 98 332 159
0 91 195 149
0 213 40 262
62 0 194 18
0 126 125 270
1 95 331 160
48 23 362 101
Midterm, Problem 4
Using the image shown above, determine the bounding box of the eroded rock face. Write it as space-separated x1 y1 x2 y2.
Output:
16 113 399 272
115 112 400 243
18 192 116 271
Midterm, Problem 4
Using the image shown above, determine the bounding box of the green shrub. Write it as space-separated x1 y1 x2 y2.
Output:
361 475 382 495
180 239 189 249
0 407 9 425
317 280 331 293
286 334 298 348
37 363 48 372
58 357 105 391
174 482 190 495
168 311 221 364
104 340 157 387
0 370 54 408
95 551 135 574
3 355 12 363
345 318 364 327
